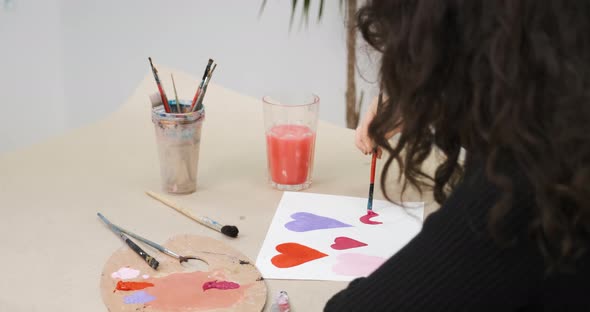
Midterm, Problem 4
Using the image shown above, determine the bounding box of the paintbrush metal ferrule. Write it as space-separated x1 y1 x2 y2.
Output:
198 216 223 232
366 145 378 212
367 184 375 211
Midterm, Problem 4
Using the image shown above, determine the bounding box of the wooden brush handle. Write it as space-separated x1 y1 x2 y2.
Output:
146 191 222 232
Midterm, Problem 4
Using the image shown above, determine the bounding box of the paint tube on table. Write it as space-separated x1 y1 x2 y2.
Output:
271 291 291 312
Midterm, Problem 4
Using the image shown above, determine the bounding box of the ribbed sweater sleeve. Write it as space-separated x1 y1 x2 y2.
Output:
324 162 546 311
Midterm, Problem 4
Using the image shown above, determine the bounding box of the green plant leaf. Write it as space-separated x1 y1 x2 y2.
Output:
303 0 311 24
258 0 268 18
290 0 298 29
318 0 324 21
260 0 330 27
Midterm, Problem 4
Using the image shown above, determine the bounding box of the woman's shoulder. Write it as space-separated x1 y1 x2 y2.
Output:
430 153 535 238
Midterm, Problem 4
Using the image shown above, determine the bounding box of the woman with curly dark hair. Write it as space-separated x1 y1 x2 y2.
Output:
326 0 590 311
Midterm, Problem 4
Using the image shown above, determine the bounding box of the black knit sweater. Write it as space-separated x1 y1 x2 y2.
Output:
325 156 590 311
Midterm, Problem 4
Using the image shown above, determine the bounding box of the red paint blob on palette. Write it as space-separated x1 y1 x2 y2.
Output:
271 242 328 268
330 237 368 250
115 281 154 291
202 280 240 291
360 210 383 225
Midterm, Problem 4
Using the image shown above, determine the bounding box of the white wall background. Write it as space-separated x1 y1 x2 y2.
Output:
0 0 378 153
0 0 66 152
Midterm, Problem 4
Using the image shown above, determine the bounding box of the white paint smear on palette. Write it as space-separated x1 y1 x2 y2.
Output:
111 267 140 280
256 192 424 282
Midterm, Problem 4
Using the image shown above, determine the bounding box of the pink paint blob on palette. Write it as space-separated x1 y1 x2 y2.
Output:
202 280 241 291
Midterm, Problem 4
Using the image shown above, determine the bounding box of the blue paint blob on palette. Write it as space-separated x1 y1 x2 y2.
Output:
124 291 155 304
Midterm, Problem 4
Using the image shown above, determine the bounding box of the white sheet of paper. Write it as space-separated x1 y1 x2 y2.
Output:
256 192 424 281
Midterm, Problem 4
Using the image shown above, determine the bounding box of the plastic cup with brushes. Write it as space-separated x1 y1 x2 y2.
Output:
148 58 217 194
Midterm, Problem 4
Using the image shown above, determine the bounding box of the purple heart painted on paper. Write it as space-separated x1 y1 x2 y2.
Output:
285 212 352 232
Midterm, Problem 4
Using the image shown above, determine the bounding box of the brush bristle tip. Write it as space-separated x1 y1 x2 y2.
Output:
221 225 239 238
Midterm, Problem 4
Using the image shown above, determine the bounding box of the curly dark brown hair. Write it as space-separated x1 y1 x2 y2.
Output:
357 0 590 270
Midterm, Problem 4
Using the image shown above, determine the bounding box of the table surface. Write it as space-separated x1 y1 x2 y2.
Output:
0 66 441 311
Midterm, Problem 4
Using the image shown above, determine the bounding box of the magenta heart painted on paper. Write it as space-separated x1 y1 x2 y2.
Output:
330 237 368 250
284 212 352 232
332 253 387 277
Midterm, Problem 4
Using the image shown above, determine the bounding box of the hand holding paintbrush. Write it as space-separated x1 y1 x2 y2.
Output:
366 86 384 212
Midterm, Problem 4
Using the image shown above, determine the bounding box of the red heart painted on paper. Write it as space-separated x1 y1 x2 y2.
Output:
271 242 328 268
330 237 368 250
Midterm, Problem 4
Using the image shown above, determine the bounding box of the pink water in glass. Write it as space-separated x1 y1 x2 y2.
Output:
266 124 316 186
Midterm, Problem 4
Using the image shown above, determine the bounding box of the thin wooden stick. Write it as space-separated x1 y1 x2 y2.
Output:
171 73 181 113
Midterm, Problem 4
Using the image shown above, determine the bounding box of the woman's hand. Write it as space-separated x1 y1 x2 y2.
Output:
354 96 400 158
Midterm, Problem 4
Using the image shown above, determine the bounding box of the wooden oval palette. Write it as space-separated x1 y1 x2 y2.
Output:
100 234 267 312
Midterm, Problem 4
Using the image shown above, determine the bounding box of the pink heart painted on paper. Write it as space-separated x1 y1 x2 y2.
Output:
332 253 386 277
330 237 368 250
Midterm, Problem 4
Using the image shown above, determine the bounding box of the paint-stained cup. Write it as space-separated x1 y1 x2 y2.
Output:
152 100 204 194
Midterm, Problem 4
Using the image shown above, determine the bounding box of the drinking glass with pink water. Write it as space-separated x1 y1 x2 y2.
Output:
263 94 319 191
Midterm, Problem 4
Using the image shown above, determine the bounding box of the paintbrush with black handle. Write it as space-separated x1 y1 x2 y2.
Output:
97 213 160 270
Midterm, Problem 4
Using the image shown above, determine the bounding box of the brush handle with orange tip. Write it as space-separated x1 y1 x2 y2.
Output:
148 57 171 113
366 85 384 212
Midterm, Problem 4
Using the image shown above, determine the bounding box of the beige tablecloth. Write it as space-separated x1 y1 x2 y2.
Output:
0 66 440 311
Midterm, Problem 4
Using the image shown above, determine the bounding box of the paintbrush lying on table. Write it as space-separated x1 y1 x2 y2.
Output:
97 212 207 265
97 213 160 270
146 191 239 238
